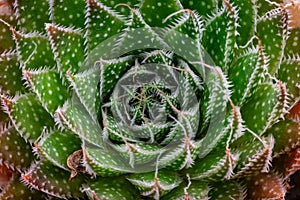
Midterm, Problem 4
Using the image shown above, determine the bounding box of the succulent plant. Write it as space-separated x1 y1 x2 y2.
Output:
1 0 300 199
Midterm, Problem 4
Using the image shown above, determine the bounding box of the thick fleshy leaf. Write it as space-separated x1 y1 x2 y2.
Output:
0 14 16 53
84 176 139 200
55 103 103 147
229 48 258 105
161 180 210 200
180 0 217 19
14 0 50 33
240 83 280 134
201 1 237 72
266 119 300 155
232 134 274 177
1 94 54 142
21 161 85 199
0 123 33 170
46 24 85 77
0 51 25 95
67 67 100 122
209 180 246 200
35 129 82 171
99 0 141 16
114 9 169 56
277 58 300 101
23 68 70 115
127 170 182 198
13 31 56 70
140 0 182 27
285 29 300 56
246 172 285 200
85 0 126 53
0 175 48 200
257 9 288 75
50 0 86 29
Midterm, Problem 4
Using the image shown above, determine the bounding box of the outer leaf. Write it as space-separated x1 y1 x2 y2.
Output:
161 180 210 200
21 161 85 199
209 180 246 200
257 9 288 75
0 175 48 200
201 1 237 72
55 103 103 147
1 94 54 142
285 29 300 56
0 123 34 170
139 0 182 27
35 129 82 171
15 0 50 33
180 0 217 19
127 170 182 198
83 176 139 200
85 0 126 53
50 0 86 29
23 68 70 115
13 31 56 70
0 15 16 53
46 24 85 77
0 51 25 95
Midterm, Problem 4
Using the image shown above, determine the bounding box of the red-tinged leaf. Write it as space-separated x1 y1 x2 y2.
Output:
0 162 13 189
273 148 300 179
246 172 285 200
14 0 50 33
0 123 34 171
21 161 85 199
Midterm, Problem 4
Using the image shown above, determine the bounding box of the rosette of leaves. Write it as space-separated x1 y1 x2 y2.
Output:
1 0 300 199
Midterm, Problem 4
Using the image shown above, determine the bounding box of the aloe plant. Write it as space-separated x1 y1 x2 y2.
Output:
1 0 300 199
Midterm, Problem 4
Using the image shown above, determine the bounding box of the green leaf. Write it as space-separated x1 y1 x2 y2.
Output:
231 134 274 177
161 180 210 200
13 31 56 70
180 0 217 19
209 180 246 200
0 16 16 53
84 176 139 200
201 2 237 72
285 29 300 56
99 0 141 16
46 24 85 77
1 94 54 142
50 0 86 29
85 0 126 52
0 123 34 170
54 103 103 147
229 49 258 105
114 9 169 56
23 68 70 115
15 0 50 33
266 119 300 155
257 9 287 75
67 67 100 122
140 0 182 27
240 83 280 134
186 150 238 181
21 161 85 199
277 58 300 101
127 170 182 198
0 175 48 200
35 129 82 170
0 51 25 95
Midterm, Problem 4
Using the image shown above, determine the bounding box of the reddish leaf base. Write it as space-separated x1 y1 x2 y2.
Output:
0 163 13 190
276 148 300 178
247 172 285 200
